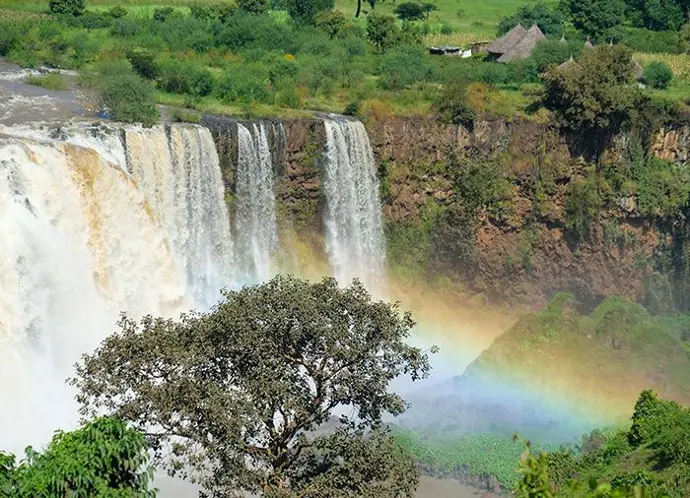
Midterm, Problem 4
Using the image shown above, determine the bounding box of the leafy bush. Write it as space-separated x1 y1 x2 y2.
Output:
216 69 270 103
110 18 141 37
644 61 673 89
159 61 214 97
108 6 128 19
49 0 85 16
284 0 334 24
565 175 602 239
633 156 690 216
0 418 153 497
95 61 159 125
378 44 433 90
74 12 112 29
153 6 178 22
126 49 159 80
367 13 398 52
434 83 476 130
0 21 25 56
190 2 235 21
619 27 680 54
314 10 346 38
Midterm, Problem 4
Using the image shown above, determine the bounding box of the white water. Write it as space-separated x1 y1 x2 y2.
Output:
234 123 280 284
0 122 233 452
322 118 386 292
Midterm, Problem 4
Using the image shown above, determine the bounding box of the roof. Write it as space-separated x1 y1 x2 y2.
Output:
584 38 593 49
633 61 644 80
556 54 577 70
486 24 527 55
497 24 547 62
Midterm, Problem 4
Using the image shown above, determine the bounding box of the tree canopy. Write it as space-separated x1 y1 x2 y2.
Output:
542 45 641 152
563 0 625 38
497 2 565 36
72 276 433 497
0 418 153 498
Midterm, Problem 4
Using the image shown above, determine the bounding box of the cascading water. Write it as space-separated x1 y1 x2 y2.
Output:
322 118 386 292
0 122 233 452
234 123 281 284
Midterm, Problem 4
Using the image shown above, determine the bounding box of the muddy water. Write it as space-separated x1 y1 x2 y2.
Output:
0 60 85 125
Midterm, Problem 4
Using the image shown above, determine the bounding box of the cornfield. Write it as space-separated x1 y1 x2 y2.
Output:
634 52 690 80
423 32 491 49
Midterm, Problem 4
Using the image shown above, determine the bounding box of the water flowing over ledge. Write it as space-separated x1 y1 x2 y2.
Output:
0 122 233 451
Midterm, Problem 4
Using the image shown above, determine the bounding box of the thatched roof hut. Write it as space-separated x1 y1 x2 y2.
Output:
497 24 547 62
486 24 527 57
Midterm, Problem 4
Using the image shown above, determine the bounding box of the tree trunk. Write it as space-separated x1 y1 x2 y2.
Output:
356 0 361 17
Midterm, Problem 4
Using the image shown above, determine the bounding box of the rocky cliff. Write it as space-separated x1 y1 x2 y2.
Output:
202 114 690 312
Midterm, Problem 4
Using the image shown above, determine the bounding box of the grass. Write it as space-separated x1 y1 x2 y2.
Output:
335 0 558 39
25 72 70 91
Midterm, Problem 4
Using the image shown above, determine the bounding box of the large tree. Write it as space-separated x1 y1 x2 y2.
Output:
72 276 432 497
563 0 625 38
497 2 565 36
542 44 641 156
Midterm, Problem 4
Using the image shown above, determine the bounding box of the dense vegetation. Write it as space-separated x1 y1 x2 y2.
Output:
1 0 689 122
0 418 153 497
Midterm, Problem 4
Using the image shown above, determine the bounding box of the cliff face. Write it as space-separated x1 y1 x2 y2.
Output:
203 114 690 311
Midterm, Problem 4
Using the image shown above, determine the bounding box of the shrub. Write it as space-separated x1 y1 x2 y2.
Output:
190 2 235 20
75 12 112 29
0 21 25 57
284 0 334 24
315 10 346 38
126 49 159 80
159 61 214 97
49 0 85 16
620 27 680 54
108 6 128 19
367 13 398 52
216 69 270 103
95 61 159 125
110 18 141 37
378 44 433 90
434 83 476 130
644 61 673 89
565 175 602 240
153 7 178 22
171 109 202 123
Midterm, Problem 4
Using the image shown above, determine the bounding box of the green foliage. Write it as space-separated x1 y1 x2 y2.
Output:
72 276 433 497
632 156 690 217
680 23 690 54
625 0 684 31
514 438 554 498
237 0 269 14
25 72 68 91
393 429 531 487
285 0 335 24
394 2 426 21
644 61 673 89
498 2 565 36
189 2 235 21
367 13 397 51
49 0 85 17
378 44 433 89
108 6 128 19
152 7 179 23
528 39 582 75
0 417 153 498
543 45 641 149
433 82 476 129
94 61 159 125
314 10 346 38
126 49 159 80
564 0 625 38
619 28 681 54
159 60 214 97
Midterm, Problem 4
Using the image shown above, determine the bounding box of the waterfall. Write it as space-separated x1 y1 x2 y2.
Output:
322 118 386 292
234 123 280 284
0 122 233 451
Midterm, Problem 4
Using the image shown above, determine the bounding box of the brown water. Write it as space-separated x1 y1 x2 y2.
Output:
0 60 84 125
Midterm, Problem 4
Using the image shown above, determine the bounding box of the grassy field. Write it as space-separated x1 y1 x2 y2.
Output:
0 0 558 40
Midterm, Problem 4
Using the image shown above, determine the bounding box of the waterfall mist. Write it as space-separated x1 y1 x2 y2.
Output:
322 118 386 292
0 123 233 452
